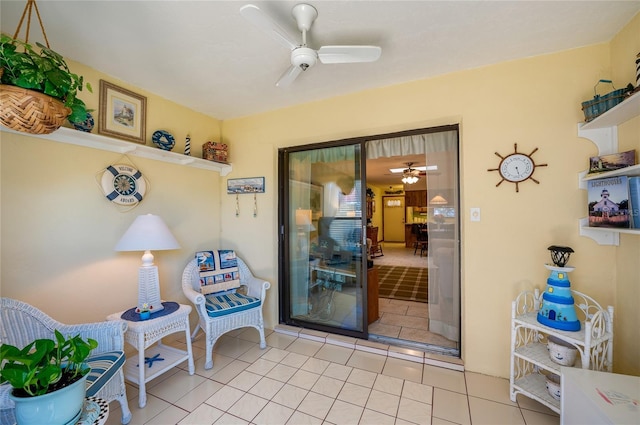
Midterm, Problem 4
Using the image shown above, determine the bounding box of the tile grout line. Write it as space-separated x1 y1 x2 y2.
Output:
275 325 464 371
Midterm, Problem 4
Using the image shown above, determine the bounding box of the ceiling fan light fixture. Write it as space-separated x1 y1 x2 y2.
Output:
292 47 317 70
402 174 419 184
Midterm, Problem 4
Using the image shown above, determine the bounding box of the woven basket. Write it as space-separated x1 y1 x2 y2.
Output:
0 84 71 134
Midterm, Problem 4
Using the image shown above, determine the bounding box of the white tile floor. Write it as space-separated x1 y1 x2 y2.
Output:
370 242 458 352
105 327 559 425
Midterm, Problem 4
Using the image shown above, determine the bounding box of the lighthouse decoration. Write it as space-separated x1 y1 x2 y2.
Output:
537 246 580 331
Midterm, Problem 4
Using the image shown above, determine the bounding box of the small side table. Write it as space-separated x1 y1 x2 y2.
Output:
107 303 195 408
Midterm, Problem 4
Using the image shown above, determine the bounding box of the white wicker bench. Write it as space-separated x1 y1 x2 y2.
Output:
0 298 132 424
182 257 270 369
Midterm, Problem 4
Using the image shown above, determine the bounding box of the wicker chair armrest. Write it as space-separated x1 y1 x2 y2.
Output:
182 283 205 306
244 275 270 300
57 320 127 353
182 282 209 322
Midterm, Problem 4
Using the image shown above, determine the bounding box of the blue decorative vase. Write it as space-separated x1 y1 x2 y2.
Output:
139 311 151 320
70 112 94 132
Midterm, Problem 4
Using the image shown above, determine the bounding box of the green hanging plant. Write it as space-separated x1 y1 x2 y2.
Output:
0 33 92 123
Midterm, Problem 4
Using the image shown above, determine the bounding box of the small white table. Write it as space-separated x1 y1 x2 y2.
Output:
561 367 640 424
107 303 195 408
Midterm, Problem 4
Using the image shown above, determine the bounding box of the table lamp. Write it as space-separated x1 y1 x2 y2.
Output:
115 214 180 312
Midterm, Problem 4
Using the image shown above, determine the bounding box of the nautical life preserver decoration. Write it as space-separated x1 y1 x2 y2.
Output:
101 164 147 205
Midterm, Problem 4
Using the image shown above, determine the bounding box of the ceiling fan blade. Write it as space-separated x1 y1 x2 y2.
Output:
276 65 303 87
317 46 382 64
240 4 298 50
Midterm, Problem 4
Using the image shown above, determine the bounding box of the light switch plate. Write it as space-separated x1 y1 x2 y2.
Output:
470 207 481 222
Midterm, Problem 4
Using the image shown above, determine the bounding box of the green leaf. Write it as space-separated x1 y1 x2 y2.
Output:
68 99 87 123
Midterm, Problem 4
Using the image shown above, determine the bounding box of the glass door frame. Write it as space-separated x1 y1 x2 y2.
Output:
278 124 461 347
278 138 369 339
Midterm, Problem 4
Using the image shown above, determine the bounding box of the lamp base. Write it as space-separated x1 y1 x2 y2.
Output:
138 264 165 313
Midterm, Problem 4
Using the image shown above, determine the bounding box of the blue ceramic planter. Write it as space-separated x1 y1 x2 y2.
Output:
9 373 87 425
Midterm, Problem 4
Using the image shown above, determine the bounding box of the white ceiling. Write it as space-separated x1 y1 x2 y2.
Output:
2 0 639 123
2 1 639 188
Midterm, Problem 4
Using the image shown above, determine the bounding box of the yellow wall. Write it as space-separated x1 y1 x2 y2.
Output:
1 14 638 378
222 14 640 377
1 65 225 323
608 13 640 376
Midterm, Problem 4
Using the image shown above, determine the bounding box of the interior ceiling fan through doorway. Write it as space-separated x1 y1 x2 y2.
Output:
240 3 382 87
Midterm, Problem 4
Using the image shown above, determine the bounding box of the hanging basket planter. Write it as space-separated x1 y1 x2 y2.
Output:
0 0 90 135
0 84 71 134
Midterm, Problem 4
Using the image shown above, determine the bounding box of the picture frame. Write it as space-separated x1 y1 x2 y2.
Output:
309 184 323 220
588 149 636 174
227 177 265 194
289 181 324 221
98 80 147 144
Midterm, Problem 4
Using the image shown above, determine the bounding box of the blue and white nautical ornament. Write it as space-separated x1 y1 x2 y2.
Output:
101 164 146 205
152 130 175 151
537 246 580 332
70 111 94 132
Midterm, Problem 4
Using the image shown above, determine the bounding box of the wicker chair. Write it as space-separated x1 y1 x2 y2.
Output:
182 257 270 369
0 298 132 424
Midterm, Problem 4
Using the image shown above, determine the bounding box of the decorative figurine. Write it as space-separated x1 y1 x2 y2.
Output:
185 134 191 156
537 246 580 331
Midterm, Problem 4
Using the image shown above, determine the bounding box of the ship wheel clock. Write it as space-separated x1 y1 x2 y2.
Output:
487 143 547 192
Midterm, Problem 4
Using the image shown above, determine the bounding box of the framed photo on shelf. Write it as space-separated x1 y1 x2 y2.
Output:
98 80 147 144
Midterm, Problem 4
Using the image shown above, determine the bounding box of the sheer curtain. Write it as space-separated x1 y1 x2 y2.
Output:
425 131 460 344
367 130 460 344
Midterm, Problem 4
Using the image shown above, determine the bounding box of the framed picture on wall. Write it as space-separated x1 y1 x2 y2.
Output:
227 177 266 194
98 80 147 144
289 181 324 221
310 184 323 220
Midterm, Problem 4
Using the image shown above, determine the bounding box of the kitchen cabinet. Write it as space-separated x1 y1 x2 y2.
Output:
405 190 427 207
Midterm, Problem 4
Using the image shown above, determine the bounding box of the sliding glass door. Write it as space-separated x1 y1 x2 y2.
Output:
279 142 368 338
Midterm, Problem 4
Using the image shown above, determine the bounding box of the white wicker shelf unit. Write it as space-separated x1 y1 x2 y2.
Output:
509 289 614 414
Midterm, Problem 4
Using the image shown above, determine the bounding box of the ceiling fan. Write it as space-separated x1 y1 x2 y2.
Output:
386 162 422 184
388 163 438 175
240 3 382 87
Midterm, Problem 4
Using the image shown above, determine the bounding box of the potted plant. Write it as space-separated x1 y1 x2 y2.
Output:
0 33 92 133
0 330 98 425
137 302 151 320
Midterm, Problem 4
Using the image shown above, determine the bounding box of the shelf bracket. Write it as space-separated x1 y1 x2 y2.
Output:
579 218 620 246
576 124 618 155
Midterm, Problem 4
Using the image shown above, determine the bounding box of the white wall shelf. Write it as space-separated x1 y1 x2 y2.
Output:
581 163 640 181
580 90 640 131
1 126 232 175
576 90 640 245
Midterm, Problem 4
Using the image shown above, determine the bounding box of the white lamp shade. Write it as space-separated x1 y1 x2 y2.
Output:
295 209 312 226
115 214 180 252
429 194 448 205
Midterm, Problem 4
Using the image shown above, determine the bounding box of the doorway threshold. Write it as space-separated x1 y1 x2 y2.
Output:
274 324 464 371
368 333 459 358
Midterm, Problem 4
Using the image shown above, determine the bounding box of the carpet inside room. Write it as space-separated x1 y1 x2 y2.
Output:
377 265 428 303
